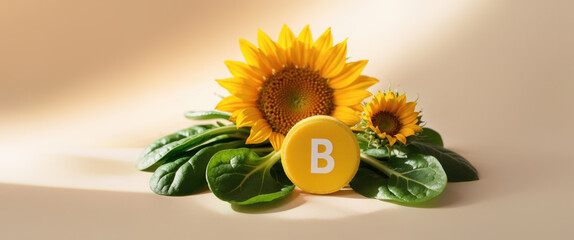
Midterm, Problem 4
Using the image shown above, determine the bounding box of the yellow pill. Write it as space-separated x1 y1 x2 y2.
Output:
281 115 360 194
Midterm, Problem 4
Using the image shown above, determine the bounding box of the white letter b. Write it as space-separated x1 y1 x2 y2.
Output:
311 138 334 174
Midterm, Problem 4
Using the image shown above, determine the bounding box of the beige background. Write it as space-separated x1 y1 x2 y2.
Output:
1 0 573 239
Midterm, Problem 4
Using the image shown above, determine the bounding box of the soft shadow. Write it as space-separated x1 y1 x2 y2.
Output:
322 187 366 199
231 190 304 214
390 181 479 209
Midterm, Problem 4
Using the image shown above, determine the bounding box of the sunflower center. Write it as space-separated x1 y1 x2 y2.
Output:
257 66 335 135
371 111 402 136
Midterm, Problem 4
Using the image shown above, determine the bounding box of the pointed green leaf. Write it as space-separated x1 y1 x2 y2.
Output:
415 128 443 146
405 142 478 182
185 111 231 120
137 125 214 171
206 149 294 205
362 148 389 158
150 140 244 196
351 154 447 203
137 125 247 171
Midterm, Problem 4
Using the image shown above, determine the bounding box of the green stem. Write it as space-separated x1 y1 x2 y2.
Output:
185 110 231 120
250 147 275 154
360 153 399 177
265 150 282 165
171 125 248 154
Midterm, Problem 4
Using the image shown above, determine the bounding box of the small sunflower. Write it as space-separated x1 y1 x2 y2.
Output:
363 91 423 146
216 25 378 150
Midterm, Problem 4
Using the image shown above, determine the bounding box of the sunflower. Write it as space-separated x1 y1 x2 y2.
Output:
363 91 423 146
215 25 378 150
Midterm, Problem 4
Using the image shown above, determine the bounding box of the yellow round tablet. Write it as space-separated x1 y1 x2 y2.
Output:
281 115 360 194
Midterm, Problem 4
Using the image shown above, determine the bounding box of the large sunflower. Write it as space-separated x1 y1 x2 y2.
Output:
363 91 423 146
216 25 378 150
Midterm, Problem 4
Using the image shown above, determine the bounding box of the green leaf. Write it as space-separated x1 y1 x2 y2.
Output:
136 125 214 171
362 148 389 158
140 125 214 158
206 149 294 205
137 125 248 171
415 128 443 146
405 142 478 182
149 140 245 196
351 153 447 203
185 111 231 120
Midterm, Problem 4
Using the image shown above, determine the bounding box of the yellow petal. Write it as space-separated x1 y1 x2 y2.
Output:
403 119 419 126
366 101 377 115
374 94 386 112
389 98 401 113
313 27 333 52
350 104 363 112
399 128 415 137
239 39 264 71
215 96 256 112
384 92 396 101
399 111 419 122
412 125 423 132
246 119 273 144
397 101 417 115
216 78 259 100
229 110 240 122
269 132 285 151
331 106 361 125
344 75 379 90
334 89 372 106
376 130 387 139
386 135 397 146
254 48 275 75
257 30 284 69
395 134 407 144
375 91 385 103
278 25 295 49
318 39 347 78
396 94 407 105
327 60 368 89
297 25 313 48
384 94 397 112
236 107 263 128
290 40 306 67
224 60 264 84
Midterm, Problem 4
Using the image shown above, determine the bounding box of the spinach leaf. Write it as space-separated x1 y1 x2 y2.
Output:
405 142 478 182
185 111 231 120
137 125 215 171
362 148 389 158
150 140 245 196
351 153 447 203
415 128 444 146
140 125 214 158
137 125 248 171
206 149 294 205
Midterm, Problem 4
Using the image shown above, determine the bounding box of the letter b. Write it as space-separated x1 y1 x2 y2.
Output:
311 138 334 174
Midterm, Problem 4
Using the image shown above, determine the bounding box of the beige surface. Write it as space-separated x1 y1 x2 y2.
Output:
1 0 573 239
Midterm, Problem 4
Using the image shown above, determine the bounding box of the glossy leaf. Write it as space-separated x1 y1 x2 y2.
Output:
137 125 248 171
185 111 231 120
206 149 294 205
137 125 215 171
406 142 478 182
149 140 244 196
140 125 214 158
415 128 444 146
351 153 447 203
362 148 389 158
